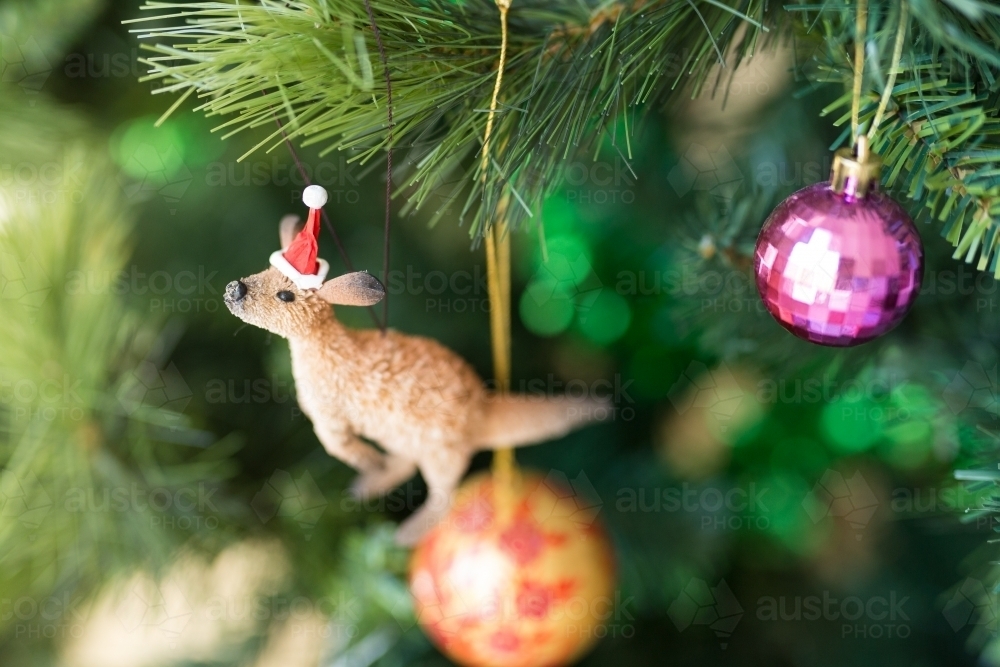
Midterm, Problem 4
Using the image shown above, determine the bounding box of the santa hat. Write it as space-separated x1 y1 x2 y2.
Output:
269 185 331 290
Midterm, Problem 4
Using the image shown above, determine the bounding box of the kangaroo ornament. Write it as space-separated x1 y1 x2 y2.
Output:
225 186 601 545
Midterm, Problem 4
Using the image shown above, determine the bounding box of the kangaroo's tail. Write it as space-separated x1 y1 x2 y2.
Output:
473 394 610 450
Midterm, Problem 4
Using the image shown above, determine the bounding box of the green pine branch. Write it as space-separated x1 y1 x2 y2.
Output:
127 0 1000 274
0 92 235 630
128 0 768 239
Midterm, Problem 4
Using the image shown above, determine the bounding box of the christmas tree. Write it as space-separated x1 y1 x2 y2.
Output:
2 0 1000 664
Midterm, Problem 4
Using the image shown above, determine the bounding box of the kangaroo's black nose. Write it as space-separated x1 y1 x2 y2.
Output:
227 280 248 301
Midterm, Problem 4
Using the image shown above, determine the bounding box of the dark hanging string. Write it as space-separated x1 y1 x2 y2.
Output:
266 88 390 330
267 6 394 333
270 109 380 328
268 106 354 271
361 0 394 335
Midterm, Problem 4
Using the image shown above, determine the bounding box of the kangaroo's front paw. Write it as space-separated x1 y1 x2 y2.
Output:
348 444 387 473
349 456 418 500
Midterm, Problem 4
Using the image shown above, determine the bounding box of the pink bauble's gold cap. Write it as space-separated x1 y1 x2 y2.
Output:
831 135 882 199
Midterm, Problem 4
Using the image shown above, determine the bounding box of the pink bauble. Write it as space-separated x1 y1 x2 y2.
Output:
754 182 923 346
409 472 616 667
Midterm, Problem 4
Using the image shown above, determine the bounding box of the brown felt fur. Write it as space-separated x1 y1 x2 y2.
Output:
224 221 603 545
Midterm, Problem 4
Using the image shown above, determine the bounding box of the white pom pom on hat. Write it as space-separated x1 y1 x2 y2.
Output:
302 184 328 209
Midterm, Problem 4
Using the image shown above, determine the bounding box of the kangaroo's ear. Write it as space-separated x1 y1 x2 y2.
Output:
317 272 385 306
279 215 304 250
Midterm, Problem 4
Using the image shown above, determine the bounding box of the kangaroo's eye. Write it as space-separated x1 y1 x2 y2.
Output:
276 291 295 303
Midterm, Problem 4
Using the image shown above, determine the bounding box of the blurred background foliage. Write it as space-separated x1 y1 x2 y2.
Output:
1 0 1000 666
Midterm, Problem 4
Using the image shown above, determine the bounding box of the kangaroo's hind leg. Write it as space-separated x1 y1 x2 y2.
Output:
393 448 469 546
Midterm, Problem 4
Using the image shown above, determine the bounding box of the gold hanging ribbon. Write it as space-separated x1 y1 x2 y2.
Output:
485 199 513 476
850 0 868 143
481 0 511 179
868 2 908 142
481 0 517 519
851 0 909 146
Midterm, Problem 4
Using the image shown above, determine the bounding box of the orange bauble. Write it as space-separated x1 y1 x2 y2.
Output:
409 471 616 667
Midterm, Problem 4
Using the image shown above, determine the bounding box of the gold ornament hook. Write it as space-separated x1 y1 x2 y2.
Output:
831 134 882 198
